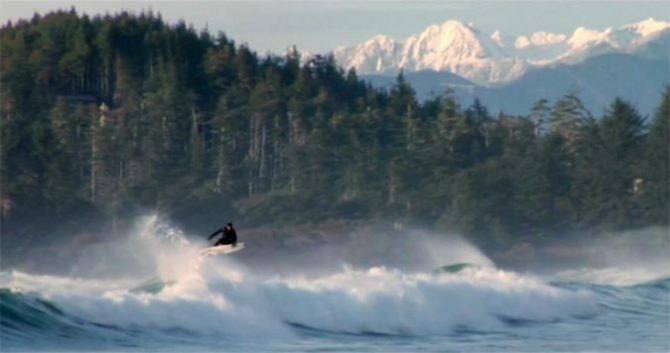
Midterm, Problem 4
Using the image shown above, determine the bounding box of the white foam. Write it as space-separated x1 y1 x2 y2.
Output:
1 263 596 337
0 215 597 337
258 266 594 334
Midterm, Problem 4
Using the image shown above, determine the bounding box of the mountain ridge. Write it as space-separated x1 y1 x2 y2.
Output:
334 18 670 86
363 53 669 116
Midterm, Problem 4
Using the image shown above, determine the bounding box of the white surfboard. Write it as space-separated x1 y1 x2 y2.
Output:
200 243 245 257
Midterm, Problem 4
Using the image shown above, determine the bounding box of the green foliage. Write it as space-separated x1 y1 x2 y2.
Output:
1 10 668 249
638 88 670 225
572 99 647 230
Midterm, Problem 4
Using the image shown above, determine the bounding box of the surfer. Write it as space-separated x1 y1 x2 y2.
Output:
208 222 237 247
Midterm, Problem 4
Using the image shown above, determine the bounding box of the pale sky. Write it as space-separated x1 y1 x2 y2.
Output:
2 1 669 54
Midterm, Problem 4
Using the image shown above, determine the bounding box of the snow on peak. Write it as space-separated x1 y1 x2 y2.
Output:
624 17 670 37
332 18 670 86
491 30 506 47
560 18 670 62
398 20 521 84
369 35 397 48
407 20 490 60
568 26 612 48
515 32 567 48
333 18 523 85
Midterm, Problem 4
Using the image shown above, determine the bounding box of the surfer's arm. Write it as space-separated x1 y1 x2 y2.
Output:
207 229 222 240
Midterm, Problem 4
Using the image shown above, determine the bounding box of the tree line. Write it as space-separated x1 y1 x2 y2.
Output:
1 9 668 249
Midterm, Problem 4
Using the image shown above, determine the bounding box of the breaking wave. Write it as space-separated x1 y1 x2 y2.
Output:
1 215 667 351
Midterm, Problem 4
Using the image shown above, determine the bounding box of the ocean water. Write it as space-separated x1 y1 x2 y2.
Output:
2 217 669 352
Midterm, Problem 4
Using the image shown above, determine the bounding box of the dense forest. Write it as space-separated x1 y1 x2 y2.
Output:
1 9 668 252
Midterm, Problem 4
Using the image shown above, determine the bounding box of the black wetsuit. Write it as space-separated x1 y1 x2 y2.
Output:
208 226 237 247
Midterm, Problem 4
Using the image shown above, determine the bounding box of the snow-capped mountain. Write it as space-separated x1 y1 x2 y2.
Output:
365 53 667 116
333 18 670 86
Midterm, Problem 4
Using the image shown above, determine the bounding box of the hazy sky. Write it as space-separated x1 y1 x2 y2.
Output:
2 1 669 53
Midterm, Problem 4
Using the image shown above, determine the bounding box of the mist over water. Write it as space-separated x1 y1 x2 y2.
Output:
538 227 670 285
1 214 668 352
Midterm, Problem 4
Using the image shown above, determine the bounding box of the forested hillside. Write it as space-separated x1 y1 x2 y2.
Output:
1 10 668 252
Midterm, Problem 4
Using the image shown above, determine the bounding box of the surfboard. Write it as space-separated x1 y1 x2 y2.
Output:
200 242 246 257
130 277 176 294
433 262 480 273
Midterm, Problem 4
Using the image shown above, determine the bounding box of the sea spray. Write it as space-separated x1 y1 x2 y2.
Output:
2 215 666 352
1 263 597 340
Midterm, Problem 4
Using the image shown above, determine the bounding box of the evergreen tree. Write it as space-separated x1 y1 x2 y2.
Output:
574 99 647 230
2 9 667 250
639 88 670 225
550 92 593 153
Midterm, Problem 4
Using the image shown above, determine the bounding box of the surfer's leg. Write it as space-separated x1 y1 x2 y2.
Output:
215 237 232 246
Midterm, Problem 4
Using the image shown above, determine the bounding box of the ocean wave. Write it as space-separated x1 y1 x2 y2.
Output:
2 216 666 349
1 263 600 345
550 267 670 287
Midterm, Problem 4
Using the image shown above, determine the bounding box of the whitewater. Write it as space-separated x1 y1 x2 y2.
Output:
2 216 669 352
